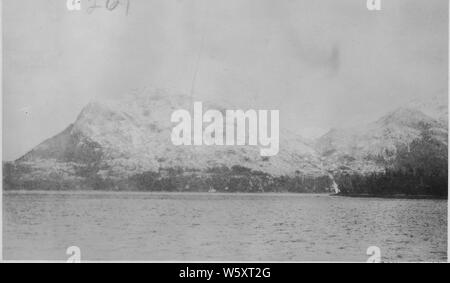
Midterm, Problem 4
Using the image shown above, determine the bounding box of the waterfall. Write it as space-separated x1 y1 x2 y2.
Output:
328 174 340 194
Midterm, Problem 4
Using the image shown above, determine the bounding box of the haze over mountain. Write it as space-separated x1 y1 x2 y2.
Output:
4 0 447 162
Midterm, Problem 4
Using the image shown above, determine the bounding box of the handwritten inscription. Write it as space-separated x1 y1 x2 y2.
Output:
67 0 130 15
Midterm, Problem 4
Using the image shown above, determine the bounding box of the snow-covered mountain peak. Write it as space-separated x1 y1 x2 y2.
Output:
19 89 325 178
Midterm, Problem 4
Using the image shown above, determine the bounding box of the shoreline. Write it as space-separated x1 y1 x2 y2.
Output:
2 189 331 197
330 193 447 200
3 190 447 200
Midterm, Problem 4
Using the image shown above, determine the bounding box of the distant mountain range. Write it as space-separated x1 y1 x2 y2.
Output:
3 90 448 192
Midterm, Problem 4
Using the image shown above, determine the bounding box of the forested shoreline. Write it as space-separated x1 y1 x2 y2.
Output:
3 163 333 193
334 127 448 198
4 126 447 198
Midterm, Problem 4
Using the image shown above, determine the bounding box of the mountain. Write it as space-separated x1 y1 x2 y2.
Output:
315 97 448 174
407 92 448 126
5 89 446 193
321 93 449 197
5 89 329 191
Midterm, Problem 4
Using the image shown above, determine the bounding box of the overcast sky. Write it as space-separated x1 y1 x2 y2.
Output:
2 0 448 161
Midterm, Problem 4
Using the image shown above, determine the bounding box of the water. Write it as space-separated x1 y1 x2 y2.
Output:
3 191 447 262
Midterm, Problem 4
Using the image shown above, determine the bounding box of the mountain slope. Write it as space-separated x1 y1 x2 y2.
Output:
6 90 329 191
407 92 448 126
316 106 448 173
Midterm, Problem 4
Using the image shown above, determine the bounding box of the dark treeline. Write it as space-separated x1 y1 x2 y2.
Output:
126 166 332 193
4 163 333 193
335 126 448 197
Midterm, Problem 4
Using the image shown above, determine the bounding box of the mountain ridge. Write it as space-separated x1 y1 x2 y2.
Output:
11 91 327 186
5 90 447 193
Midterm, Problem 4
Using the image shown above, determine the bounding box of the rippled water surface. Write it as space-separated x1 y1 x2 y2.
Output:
3 191 447 262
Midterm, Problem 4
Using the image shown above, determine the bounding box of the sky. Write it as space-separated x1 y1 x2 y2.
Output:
2 0 448 161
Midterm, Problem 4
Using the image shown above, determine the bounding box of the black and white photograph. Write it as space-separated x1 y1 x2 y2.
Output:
1 0 448 265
